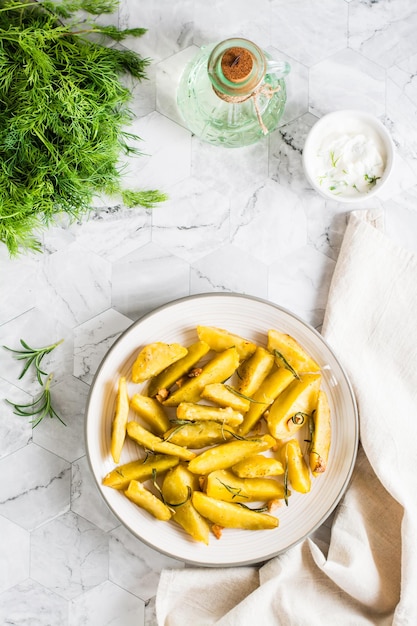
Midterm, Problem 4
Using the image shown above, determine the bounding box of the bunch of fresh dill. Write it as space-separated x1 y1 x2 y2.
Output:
0 0 166 255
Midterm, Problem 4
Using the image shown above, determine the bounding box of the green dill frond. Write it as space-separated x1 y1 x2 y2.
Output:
0 0 165 256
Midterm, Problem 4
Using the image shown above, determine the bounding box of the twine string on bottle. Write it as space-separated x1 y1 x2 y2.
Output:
213 83 281 135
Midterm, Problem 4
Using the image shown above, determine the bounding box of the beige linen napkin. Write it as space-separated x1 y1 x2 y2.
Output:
156 210 417 626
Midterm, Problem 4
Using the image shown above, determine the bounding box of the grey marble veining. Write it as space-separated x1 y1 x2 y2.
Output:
1 1 417 625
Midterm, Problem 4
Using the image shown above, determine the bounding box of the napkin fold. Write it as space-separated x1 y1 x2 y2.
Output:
156 210 417 626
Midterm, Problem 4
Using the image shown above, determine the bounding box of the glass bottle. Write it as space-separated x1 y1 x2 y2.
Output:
177 38 290 148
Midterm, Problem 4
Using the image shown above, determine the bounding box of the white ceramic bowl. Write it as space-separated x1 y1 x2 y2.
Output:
302 110 394 203
85 294 358 566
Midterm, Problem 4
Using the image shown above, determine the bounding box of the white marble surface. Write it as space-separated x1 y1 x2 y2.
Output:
1 1 417 624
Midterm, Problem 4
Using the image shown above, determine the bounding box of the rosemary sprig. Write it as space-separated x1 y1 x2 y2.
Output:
224 384 266 404
283 448 289 506
6 373 65 428
273 350 300 380
216 478 248 500
3 338 64 384
152 469 191 508
290 411 310 426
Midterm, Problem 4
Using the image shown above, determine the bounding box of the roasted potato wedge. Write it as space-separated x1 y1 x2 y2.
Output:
282 439 311 494
239 368 295 435
193 491 278 530
126 421 196 461
196 325 256 360
309 389 331 476
147 340 210 397
176 402 243 427
187 434 276 475
205 469 286 502
237 346 274 397
130 393 171 435
201 382 250 412
163 421 235 449
232 454 284 478
110 376 130 464
267 329 320 375
162 464 210 544
266 373 321 440
163 347 240 406
124 480 172 521
102 454 179 490
132 342 188 384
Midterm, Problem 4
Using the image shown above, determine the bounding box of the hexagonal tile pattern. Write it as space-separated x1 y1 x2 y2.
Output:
0 517 30 593
348 0 417 69
37 243 112 328
0 308 73 394
66 206 153 262
31 511 108 600
112 242 191 319
73 309 133 385
0 247 41 326
0 444 70 531
229 179 307 264
0 580 68 625
190 244 269 298
268 245 336 329
71 455 119 532
152 177 230 262
32 376 90 462
69 580 145 626
270 0 348 66
309 49 386 117
0 380 32 459
109 525 184 602
1 1 416 623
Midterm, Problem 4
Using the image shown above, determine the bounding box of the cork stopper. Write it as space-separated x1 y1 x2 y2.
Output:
221 47 254 83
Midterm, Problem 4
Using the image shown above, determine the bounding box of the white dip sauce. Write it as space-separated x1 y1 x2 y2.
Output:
315 127 386 197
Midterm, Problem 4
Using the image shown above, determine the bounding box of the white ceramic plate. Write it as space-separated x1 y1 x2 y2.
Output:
85 294 358 566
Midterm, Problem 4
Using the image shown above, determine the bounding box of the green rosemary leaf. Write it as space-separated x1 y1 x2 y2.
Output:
237 502 269 513
216 478 248 500
6 373 65 428
224 384 266 404
284 449 289 506
3 338 64 384
273 350 300 380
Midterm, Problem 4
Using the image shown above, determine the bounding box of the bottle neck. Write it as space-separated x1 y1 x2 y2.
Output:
207 38 267 98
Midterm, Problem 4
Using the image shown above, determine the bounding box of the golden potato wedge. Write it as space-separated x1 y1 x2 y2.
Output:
232 454 284 478
282 439 311 494
309 389 331 476
205 469 286 502
196 325 256 360
102 454 179 490
124 480 172 521
126 421 196 461
163 421 235 449
193 491 278 530
267 329 320 375
147 340 210 397
163 347 240 406
237 346 275 397
132 342 188 384
239 368 295 436
110 376 130 464
130 394 171 435
162 465 210 544
201 383 250 413
187 434 276 475
266 373 321 440
176 402 243 427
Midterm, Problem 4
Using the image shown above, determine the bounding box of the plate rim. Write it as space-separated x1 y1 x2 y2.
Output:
85 292 359 566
